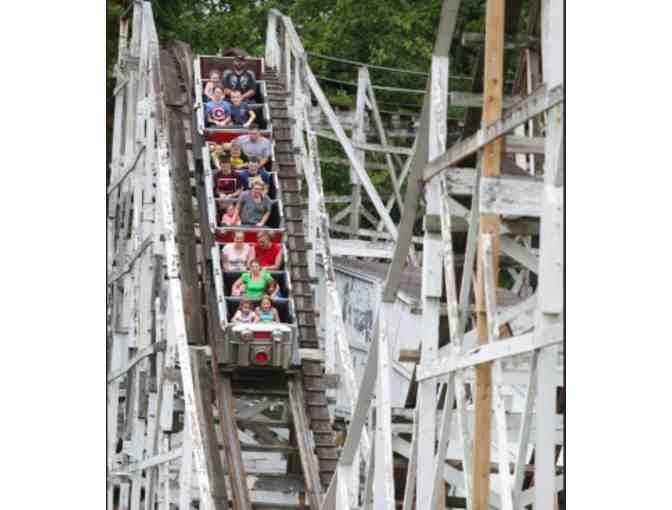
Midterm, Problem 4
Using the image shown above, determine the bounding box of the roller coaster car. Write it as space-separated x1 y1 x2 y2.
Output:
195 55 271 135
219 323 298 369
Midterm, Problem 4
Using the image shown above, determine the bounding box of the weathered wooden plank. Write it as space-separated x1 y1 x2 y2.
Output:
315 129 414 156
373 312 395 509
348 66 367 237
449 92 522 109
422 84 564 183
299 348 325 362
213 376 252 510
288 376 323 509
305 65 399 238
324 238 395 259
107 341 166 383
479 176 543 217
365 70 406 213
482 235 514 510
416 326 563 382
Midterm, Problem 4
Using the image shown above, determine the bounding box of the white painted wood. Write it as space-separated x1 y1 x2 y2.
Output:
513 350 538 508
180 413 194 510
499 236 540 273
505 135 545 155
449 91 522 108
457 156 482 337
362 429 376 510
373 311 395 510
365 71 405 213
390 408 563 443
482 235 514 510
325 238 394 259
423 84 564 182
533 3 565 509
349 67 367 236
305 66 399 238
416 326 563 382
431 377 456 508
334 469 351 510
315 129 414 155
480 175 543 217
265 12 279 69
401 409 418 510
146 3 216 506
303 101 372 461
454 371 474 510
339 320 378 464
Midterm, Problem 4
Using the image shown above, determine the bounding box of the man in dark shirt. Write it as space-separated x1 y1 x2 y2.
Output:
222 54 257 102
239 158 271 191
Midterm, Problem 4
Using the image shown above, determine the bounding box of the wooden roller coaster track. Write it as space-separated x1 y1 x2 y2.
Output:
107 1 564 509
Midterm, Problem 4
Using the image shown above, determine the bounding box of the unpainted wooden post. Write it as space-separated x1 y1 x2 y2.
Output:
472 1 505 508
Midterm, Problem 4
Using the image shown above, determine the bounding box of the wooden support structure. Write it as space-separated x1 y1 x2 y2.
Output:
472 2 505 509
109 3 564 509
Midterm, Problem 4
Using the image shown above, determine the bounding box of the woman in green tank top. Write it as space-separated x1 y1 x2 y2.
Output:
232 259 275 299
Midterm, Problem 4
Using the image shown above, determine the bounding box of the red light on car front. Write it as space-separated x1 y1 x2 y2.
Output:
254 331 272 339
254 351 270 364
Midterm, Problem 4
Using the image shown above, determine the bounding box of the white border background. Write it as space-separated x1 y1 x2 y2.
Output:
0 1 670 508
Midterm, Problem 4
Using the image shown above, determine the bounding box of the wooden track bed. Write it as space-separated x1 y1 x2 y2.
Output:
168 36 340 506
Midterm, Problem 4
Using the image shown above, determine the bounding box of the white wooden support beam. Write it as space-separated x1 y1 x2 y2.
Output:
430 377 456 508
107 145 147 196
362 430 376 510
512 350 539 508
480 176 544 217
454 371 474 510
303 99 372 464
499 236 539 273
401 410 418 510
107 341 165 383
535 2 565 508
315 129 414 155
417 50 450 509
364 71 405 212
305 66 399 238
373 311 395 510
449 92 522 109
416 327 563 382
325 238 394 259
146 5 216 507
338 321 378 464
423 84 564 183
179 412 194 510
349 66 367 237
482 234 514 510
381 89 429 297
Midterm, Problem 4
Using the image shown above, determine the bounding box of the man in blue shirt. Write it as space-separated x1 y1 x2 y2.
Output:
228 90 255 128
239 157 271 191
205 85 231 128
